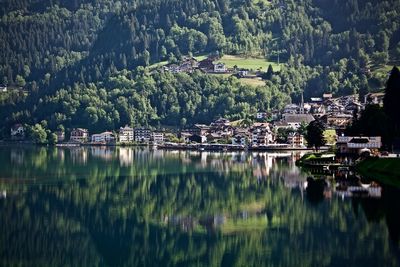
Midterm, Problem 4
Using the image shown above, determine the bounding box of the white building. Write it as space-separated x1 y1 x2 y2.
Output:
91 131 116 143
250 123 274 146
119 126 134 143
151 132 164 144
256 112 268 120
214 63 227 73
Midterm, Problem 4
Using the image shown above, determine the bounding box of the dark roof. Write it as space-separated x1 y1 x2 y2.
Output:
283 114 315 124
349 138 369 144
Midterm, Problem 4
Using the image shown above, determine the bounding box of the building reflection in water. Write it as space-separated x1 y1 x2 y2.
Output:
89 147 114 161
10 148 24 165
118 147 134 166
69 147 88 164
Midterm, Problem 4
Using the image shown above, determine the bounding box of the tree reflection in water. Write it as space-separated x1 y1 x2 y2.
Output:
0 146 399 266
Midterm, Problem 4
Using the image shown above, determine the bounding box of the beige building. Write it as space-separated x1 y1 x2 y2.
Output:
70 128 89 143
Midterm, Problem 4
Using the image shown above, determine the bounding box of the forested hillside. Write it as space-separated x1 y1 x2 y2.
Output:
0 0 399 135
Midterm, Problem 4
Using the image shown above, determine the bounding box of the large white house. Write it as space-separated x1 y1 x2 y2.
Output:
91 131 116 143
214 63 227 73
119 126 134 143
250 123 274 146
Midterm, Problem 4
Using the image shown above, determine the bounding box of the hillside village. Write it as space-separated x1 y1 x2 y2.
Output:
8 91 384 155
159 54 268 82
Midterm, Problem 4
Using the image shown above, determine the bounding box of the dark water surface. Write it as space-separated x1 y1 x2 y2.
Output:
0 146 399 266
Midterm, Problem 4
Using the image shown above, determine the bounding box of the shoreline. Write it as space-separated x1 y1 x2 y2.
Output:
0 141 321 152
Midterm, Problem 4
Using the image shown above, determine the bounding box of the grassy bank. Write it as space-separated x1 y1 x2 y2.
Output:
356 158 400 187
296 152 335 166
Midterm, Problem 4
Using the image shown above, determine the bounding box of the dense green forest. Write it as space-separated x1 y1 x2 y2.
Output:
0 0 400 136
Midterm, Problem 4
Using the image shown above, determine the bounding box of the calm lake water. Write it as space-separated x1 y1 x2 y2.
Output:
0 146 399 267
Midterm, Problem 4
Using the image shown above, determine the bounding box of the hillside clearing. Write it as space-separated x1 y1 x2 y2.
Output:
218 55 282 72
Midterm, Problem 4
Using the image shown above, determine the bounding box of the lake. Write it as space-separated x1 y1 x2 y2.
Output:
0 146 399 266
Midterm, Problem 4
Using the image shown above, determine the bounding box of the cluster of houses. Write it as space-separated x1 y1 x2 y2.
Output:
162 55 254 78
9 125 165 145
163 55 228 74
179 117 308 149
8 92 385 154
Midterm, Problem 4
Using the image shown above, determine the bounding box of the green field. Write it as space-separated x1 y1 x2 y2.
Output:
239 78 266 87
148 60 168 70
218 55 282 72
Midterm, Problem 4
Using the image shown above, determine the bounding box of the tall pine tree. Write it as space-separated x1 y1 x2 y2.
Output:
383 66 400 133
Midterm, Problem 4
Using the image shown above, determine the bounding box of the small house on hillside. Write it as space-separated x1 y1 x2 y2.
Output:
214 63 227 73
198 58 215 72
256 112 268 120
10 124 25 140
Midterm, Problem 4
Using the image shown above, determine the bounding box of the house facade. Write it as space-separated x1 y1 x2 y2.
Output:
119 126 134 143
321 114 353 129
287 132 305 147
134 128 151 142
250 123 274 146
336 136 382 154
214 63 227 73
151 132 164 144
91 132 116 143
183 124 210 136
70 128 89 143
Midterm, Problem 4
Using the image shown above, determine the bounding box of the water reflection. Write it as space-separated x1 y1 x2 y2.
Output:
0 146 399 266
